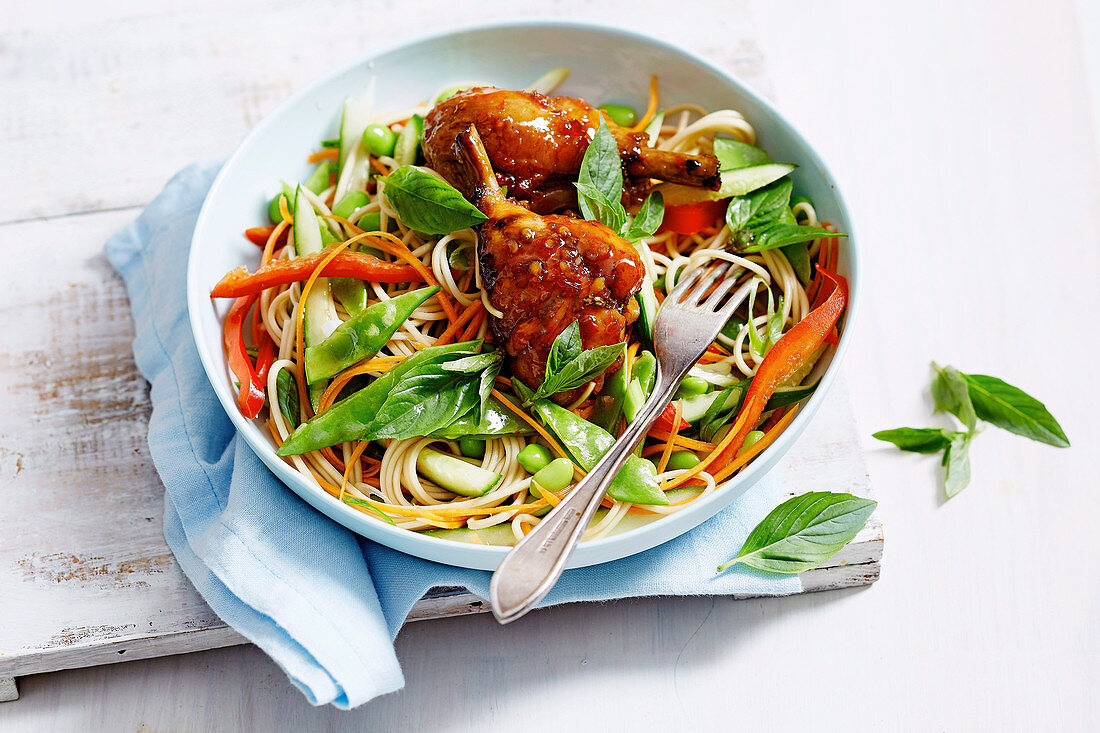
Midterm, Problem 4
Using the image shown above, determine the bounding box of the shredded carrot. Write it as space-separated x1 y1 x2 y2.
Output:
369 157 390 176
660 406 753 490
261 220 289 267
459 307 486 342
655 401 682 474
339 440 371 500
434 298 483 347
631 75 659 132
318 356 403 412
278 195 293 225
491 389 578 467
711 406 799 483
645 431 717 453
308 148 339 163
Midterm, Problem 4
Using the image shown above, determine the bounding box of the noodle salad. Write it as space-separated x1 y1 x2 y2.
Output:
210 70 848 546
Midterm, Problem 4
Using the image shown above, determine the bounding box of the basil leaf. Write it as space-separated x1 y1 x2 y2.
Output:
961 373 1069 447
713 138 771 170
740 223 837 253
943 432 973 497
577 117 623 205
546 321 584 373
575 182 627 234
382 166 487 235
725 197 752 232
626 191 664 240
872 427 954 454
276 369 300 429
718 492 877 574
931 363 977 431
744 179 793 228
533 343 625 403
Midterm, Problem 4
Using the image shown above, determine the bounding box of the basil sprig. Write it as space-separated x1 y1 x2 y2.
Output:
381 166 488 235
526 321 625 405
575 118 665 242
718 491 877 574
874 363 1068 498
725 178 838 254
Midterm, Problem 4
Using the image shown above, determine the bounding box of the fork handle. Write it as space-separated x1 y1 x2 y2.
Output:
488 366 686 624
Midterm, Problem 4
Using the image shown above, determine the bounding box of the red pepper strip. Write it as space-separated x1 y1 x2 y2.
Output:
651 402 691 434
720 265 848 462
250 302 276 385
210 250 423 299
224 294 266 418
244 225 284 247
657 199 728 236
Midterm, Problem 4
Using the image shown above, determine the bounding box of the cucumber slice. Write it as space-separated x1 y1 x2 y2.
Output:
634 279 659 343
293 187 342 409
416 449 502 498
678 388 741 423
656 163 796 206
712 138 770 170
643 110 665 147
334 81 376 205
394 114 424 167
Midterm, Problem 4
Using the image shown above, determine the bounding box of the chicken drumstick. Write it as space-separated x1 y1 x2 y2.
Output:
425 87 720 211
452 125 645 403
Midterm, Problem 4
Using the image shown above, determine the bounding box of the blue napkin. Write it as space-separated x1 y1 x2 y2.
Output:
106 162 800 709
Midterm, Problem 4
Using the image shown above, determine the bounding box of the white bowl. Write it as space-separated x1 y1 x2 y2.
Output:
188 20 859 571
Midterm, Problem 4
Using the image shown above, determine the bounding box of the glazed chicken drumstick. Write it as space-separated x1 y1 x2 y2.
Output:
425 87 720 211
452 125 645 403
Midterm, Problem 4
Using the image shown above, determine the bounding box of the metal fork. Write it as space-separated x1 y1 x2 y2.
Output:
489 260 744 624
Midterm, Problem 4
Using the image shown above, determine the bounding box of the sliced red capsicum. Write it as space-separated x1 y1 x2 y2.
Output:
224 294 267 418
658 199 728 236
244 224 288 248
250 303 277 386
651 402 691 434
720 265 848 460
210 250 423 299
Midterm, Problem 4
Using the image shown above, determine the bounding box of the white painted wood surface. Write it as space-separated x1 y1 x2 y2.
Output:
0 0 1096 730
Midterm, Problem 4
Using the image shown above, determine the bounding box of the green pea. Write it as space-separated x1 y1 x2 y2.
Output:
533 458 574 493
740 430 766 453
517 443 552 474
599 103 638 128
459 438 485 459
675 376 710 399
362 123 398 159
333 191 370 220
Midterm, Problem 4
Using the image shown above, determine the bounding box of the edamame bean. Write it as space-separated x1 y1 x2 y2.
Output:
533 457 574 493
598 104 638 128
362 123 397 159
675 375 710 399
667 451 701 471
740 430 765 453
459 438 485 459
517 443 552 474
333 191 370 220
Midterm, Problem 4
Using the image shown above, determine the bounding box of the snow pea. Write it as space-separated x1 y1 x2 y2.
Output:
528 396 669 506
589 361 628 432
279 340 479 456
623 351 657 423
304 285 439 383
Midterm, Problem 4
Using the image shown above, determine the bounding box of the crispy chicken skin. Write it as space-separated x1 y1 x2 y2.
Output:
452 125 644 403
424 87 720 211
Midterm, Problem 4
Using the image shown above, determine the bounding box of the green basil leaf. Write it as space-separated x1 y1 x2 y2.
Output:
725 197 752 232
533 342 625 404
546 321 584 374
872 427 954 454
626 191 664 240
575 182 627 233
382 166 487 235
943 432 973 497
961 373 1069 447
713 138 771 170
718 491 877 574
276 369 300 429
364 361 483 439
740 223 837 253
931 363 977 431
577 117 623 205
744 179 793 228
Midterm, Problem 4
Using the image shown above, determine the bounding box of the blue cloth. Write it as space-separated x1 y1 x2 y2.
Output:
106 162 800 709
